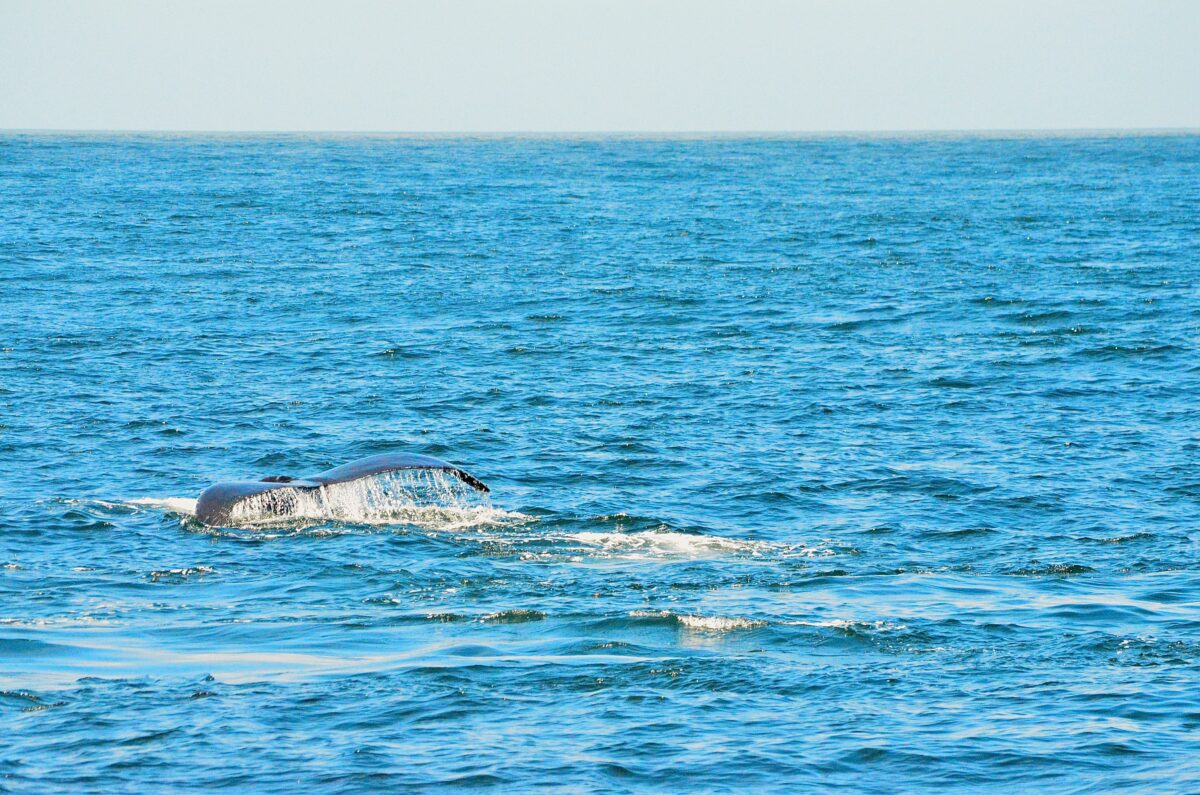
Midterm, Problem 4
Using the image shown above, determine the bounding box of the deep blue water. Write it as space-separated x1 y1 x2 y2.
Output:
1 133 1199 792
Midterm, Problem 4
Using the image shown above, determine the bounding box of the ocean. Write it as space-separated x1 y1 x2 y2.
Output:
1 132 1198 791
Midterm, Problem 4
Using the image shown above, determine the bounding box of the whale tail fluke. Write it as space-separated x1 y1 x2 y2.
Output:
195 453 489 526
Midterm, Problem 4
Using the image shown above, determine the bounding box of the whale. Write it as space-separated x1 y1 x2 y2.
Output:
195 453 489 526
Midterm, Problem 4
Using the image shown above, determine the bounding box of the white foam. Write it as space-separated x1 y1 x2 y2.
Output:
567 530 772 559
629 609 766 631
129 497 198 515
0 616 116 627
678 614 766 631
562 530 836 561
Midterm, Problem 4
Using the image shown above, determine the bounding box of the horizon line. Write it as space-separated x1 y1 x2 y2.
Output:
2 126 1198 138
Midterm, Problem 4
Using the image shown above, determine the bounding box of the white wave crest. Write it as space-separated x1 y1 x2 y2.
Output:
629 609 766 631
678 614 766 631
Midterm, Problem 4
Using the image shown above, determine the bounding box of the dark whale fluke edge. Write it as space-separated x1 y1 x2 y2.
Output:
195 453 489 526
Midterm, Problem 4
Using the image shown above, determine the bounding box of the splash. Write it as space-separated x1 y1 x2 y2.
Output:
220 469 523 530
563 529 836 561
148 566 215 582
629 609 766 632
124 470 527 532
128 497 199 515
678 614 766 631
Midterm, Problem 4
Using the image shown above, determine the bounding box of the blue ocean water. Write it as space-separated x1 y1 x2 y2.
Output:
1 132 1198 791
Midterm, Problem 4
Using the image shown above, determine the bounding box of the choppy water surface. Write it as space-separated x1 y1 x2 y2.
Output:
1 133 1199 791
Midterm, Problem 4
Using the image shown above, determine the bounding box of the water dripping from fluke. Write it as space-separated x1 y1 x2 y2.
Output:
134 453 528 531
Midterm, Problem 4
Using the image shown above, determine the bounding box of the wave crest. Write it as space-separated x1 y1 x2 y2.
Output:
628 610 766 631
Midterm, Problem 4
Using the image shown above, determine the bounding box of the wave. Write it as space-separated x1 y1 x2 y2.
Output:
782 619 909 633
0 616 116 628
628 610 766 632
148 565 215 582
479 609 547 624
618 613 912 637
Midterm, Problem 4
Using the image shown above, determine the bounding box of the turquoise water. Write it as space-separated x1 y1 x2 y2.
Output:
1 133 1198 791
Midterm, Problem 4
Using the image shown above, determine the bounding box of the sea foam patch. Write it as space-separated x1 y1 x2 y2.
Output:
567 530 772 559
129 497 199 515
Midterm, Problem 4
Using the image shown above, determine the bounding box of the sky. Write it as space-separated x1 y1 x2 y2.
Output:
1 0 1197 132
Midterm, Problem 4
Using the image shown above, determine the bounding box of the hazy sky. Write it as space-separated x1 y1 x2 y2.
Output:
1 0 1197 132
